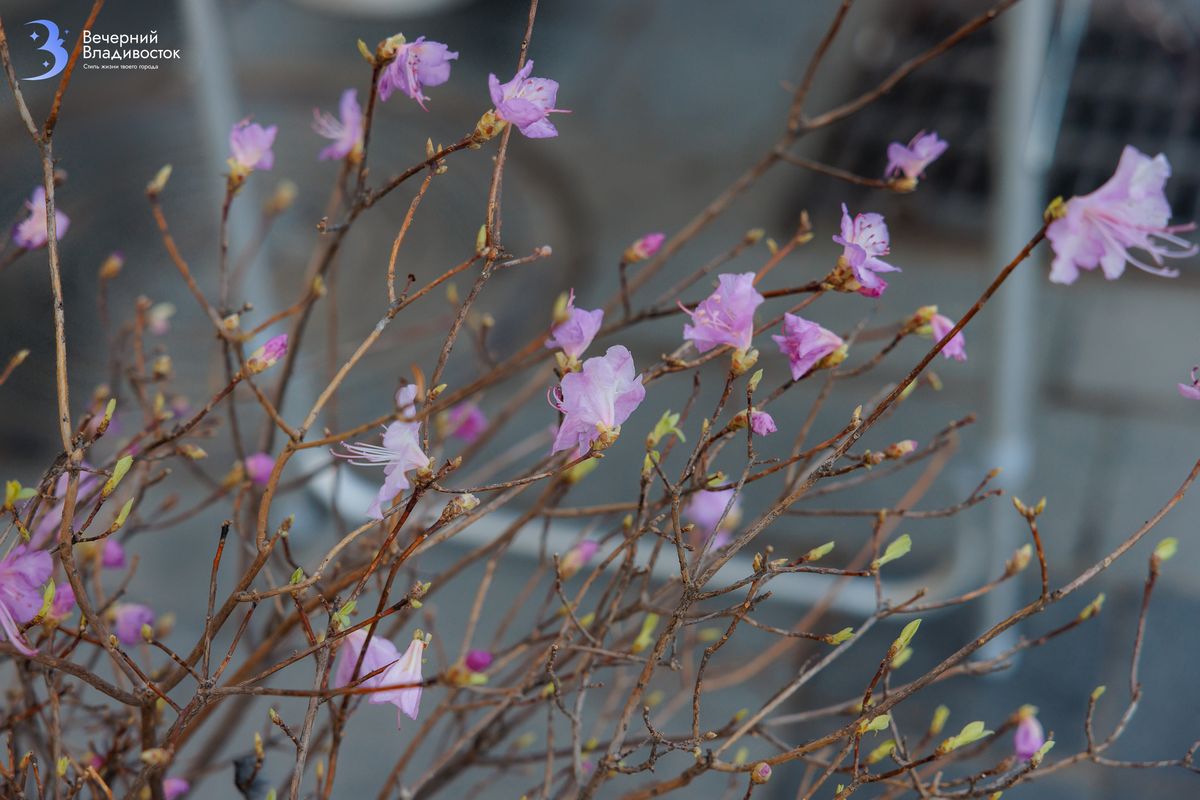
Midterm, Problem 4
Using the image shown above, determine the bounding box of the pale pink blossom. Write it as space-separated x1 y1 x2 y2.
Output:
0 546 51 655
549 345 646 456
313 88 363 161
334 629 426 728
228 120 277 172
111 603 155 646
489 61 567 139
930 313 966 361
686 488 741 549
335 385 430 519
772 313 843 380
545 290 603 359
13 187 69 250
379 37 458 108
834 204 900 298
1014 713 1045 760
1047 146 1196 284
885 131 948 181
1179 368 1200 400
682 273 763 353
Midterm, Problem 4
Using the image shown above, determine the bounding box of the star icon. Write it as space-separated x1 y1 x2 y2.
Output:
43 61 50 68
30 31 39 40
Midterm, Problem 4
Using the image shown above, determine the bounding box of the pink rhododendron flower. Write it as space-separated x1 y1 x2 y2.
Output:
379 37 458 107
51 583 75 619
1014 713 1045 760
13 187 69 250
560 539 599 578
686 488 741 549
28 467 101 549
0 546 52 655
885 131 948 181
1179 368 1200 400
772 313 844 380
228 121 277 172
163 777 190 799
313 89 363 161
489 60 567 139
334 629 427 728
545 290 603 360
624 232 665 263
335 385 430 519
834 204 900 298
930 313 966 361
111 603 155 646
244 452 275 487
548 345 646 456
1047 146 1197 284
101 539 126 569
444 403 488 443
682 273 764 353
750 410 777 436
246 334 288 374
465 649 493 672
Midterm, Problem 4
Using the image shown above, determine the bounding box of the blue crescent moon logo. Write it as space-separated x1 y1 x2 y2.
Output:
24 20 68 81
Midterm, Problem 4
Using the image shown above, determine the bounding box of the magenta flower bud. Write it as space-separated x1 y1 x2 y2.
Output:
1179 367 1200 400
489 60 568 139
465 649 493 672
560 539 600 579
929 313 966 361
682 273 764 353
1047 145 1196 285
772 313 844 381
101 538 126 569
111 603 155 646
750 762 772 784
380 37 458 108
0 546 52 655
1014 713 1045 760
749 410 777 436
445 403 488 443
335 385 430 519
246 334 288 374
886 131 948 181
163 777 190 799
834 204 900 298
545 290 604 360
548 346 646 456
624 232 665 263
313 88 363 161
244 452 275 487
228 120 277 172
12 186 69 250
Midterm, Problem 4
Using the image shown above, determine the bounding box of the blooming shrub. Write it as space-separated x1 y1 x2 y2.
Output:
0 3 1197 799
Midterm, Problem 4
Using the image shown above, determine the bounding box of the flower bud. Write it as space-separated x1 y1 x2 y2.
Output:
245 334 288 375
750 762 772 784
622 232 665 264
730 347 758 377
473 110 507 142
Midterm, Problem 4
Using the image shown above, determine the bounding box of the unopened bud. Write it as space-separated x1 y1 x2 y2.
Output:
146 165 173 197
